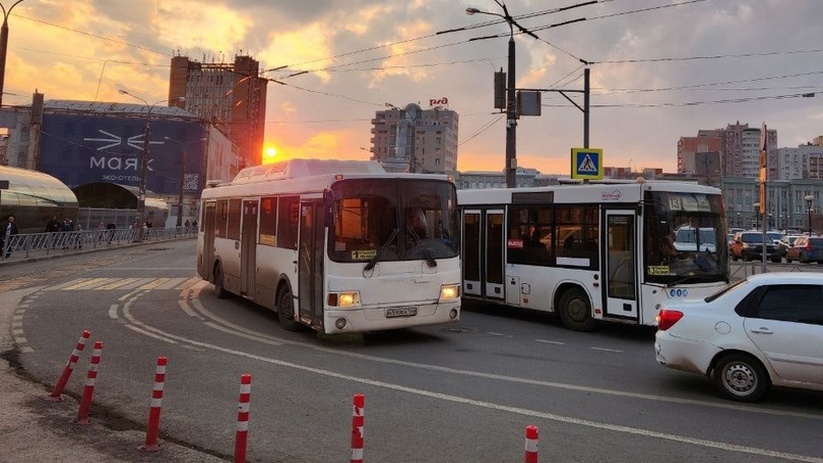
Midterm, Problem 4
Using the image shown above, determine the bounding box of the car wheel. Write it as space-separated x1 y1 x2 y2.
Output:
771 257 781 264
558 287 596 332
213 263 228 299
787 257 793 263
731 254 739 262
712 353 769 402
277 286 301 331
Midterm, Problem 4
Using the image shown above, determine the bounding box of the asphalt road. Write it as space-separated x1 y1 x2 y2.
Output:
7 240 823 463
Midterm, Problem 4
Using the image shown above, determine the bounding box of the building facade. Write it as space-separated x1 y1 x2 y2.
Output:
0 93 237 225
369 103 458 174
690 122 778 179
169 55 267 169
776 143 823 180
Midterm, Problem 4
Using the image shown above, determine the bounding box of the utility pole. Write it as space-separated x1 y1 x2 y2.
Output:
0 0 26 107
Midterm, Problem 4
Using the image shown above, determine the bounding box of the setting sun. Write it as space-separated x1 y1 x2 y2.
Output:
263 146 277 164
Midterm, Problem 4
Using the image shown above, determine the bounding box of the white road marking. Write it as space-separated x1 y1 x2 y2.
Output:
535 339 565 345
119 310 823 462
591 346 623 353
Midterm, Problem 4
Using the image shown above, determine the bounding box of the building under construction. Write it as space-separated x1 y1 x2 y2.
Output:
168 55 268 169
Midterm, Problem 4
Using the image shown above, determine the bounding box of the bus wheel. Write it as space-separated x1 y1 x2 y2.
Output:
558 288 596 332
213 263 227 299
277 287 301 331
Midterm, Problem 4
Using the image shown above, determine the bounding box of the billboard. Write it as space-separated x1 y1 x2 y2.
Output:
39 114 206 196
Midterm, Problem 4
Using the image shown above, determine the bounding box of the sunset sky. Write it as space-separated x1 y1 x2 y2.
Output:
4 0 822 174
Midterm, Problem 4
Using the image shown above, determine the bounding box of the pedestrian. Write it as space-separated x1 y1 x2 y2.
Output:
1 215 19 258
106 222 116 244
45 215 61 249
74 222 83 249
97 221 106 242
61 218 74 249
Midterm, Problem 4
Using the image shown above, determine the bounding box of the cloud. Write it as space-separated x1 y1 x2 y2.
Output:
6 0 823 175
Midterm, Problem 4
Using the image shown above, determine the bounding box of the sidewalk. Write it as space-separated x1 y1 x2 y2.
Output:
0 243 230 463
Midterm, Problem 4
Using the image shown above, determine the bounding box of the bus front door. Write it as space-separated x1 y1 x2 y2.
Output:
240 200 258 297
298 200 325 329
603 211 639 321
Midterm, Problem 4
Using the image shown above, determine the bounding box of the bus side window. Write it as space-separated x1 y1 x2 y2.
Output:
278 196 299 250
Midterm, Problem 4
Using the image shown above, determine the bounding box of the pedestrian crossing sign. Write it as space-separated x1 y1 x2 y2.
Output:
571 148 603 180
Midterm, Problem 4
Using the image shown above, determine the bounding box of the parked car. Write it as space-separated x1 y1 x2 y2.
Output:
674 226 717 252
729 231 782 263
785 236 823 263
655 273 823 402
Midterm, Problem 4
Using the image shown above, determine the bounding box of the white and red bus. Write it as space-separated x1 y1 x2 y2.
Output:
197 159 460 334
458 179 729 331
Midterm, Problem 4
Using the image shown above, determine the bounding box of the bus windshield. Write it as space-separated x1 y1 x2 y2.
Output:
644 190 729 284
328 179 459 264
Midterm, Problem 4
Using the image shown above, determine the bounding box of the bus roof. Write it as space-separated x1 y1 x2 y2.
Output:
230 159 386 185
457 180 722 205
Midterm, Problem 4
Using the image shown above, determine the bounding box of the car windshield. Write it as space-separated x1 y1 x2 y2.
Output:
767 232 782 242
704 278 748 303
742 233 768 244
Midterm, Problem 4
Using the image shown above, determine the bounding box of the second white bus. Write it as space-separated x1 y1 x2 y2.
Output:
458 179 729 331
197 159 461 334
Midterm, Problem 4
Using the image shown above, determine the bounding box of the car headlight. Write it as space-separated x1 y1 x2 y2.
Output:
439 284 460 301
328 291 360 308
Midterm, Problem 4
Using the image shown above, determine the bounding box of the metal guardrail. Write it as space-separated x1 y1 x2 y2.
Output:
730 260 816 280
0 227 197 263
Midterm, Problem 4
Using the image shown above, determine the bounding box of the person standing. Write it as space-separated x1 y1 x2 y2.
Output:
45 215 61 249
1 215 19 258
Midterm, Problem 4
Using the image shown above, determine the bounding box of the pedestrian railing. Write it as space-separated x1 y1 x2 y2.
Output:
1 227 197 263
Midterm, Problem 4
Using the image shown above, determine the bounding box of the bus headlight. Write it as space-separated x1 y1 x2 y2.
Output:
439 284 460 301
328 291 360 308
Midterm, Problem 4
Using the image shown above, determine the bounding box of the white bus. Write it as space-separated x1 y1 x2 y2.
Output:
197 159 461 334
458 179 729 331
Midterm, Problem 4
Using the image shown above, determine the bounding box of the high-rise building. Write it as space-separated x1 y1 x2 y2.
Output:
369 103 458 174
677 135 722 174
682 122 777 179
168 55 267 170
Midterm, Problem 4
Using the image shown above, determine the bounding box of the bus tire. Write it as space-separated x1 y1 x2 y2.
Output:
558 287 596 332
213 263 228 299
277 287 301 331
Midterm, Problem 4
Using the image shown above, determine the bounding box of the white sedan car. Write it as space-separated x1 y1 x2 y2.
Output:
655 273 823 402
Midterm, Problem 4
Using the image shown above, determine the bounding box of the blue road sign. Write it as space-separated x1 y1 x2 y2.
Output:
571 148 603 180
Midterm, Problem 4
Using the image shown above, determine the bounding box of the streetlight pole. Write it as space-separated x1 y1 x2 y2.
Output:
0 0 25 107
467 4 518 188
119 90 168 241
805 194 814 236
165 137 205 228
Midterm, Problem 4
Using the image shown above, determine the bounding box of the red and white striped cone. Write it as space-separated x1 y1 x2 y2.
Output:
234 373 252 463
139 356 168 451
46 330 91 402
350 393 365 463
74 340 103 424
524 425 539 463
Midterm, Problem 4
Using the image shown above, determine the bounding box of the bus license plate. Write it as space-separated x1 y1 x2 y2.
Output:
386 307 417 318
